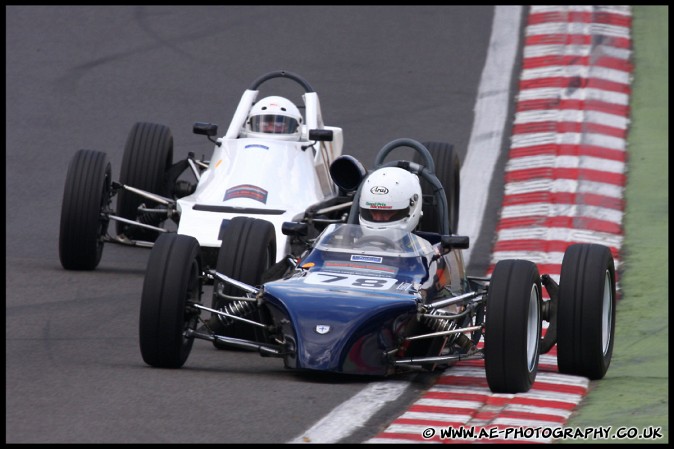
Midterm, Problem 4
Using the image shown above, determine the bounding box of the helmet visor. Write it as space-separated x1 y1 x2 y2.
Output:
360 207 409 223
250 115 299 134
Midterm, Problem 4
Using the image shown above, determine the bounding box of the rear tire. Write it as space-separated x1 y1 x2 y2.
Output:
116 122 173 241
139 234 202 368
210 217 276 347
413 141 460 234
485 259 542 393
59 149 112 270
557 243 616 379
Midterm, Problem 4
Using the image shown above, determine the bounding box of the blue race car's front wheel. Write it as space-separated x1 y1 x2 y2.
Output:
485 259 542 393
557 243 616 379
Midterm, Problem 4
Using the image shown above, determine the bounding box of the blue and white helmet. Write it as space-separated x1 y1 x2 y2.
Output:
359 167 423 233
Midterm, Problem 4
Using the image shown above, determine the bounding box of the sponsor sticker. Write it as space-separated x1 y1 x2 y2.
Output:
370 186 389 194
224 184 268 203
365 201 391 209
244 144 270 150
315 325 331 334
324 261 397 276
350 255 383 263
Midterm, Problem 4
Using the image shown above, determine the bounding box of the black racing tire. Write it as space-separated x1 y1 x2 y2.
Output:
557 243 616 379
59 149 112 270
413 141 460 234
116 122 173 241
485 259 542 393
210 217 276 347
139 234 202 368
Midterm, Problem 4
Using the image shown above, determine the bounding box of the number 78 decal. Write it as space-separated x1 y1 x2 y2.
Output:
304 272 398 290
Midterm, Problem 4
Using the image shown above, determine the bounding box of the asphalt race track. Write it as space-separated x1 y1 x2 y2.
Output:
6 6 506 443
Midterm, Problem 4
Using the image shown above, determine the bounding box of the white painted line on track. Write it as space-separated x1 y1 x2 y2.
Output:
288 381 410 444
459 5 523 266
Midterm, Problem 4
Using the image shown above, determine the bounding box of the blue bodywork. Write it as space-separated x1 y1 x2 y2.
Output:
259 224 437 376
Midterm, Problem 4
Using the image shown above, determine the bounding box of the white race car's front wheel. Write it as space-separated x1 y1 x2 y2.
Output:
59 149 111 270
116 121 173 241
209 217 276 347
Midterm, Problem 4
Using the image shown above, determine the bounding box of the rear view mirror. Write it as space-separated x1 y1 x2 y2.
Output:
308 129 333 142
193 122 218 137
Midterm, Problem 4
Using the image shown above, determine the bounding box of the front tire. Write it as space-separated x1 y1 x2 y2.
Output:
139 234 202 368
210 217 276 347
557 243 616 379
485 260 542 393
59 149 112 270
116 122 173 241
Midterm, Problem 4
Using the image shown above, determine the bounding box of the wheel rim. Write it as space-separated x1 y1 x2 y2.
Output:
601 270 613 355
526 284 540 372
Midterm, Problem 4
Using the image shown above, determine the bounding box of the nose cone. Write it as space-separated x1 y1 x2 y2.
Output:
263 280 417 375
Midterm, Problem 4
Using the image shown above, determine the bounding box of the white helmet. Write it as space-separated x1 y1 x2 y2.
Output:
359 167 423 233
244 96 303 140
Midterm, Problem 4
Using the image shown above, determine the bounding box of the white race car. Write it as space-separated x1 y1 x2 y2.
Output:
59 70 348 271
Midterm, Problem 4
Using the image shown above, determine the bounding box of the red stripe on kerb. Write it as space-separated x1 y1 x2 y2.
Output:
435 376 489 387
393 417 467 427
516 99 630 117
531 382 588 396
534 362 559 372
523 55 633 73
489 263 561 277
527 11 632 28
498 410 568 424
525 34 631 49
512 121 626 138
372 433 442 443
510 396 578 411
409 404 479 416
508 144 627 163
493 239 621 258
496 216 623 234
425 391 489 402
502 192 624 210
519 77 631 94
505 168 626 186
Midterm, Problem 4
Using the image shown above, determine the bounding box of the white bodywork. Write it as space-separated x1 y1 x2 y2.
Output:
176 89 343 261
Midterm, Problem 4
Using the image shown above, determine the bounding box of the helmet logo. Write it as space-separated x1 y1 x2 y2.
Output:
370 186 389 195
315 325 331 334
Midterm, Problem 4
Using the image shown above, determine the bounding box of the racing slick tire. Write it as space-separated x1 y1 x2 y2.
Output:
413 141 460 234
116 121 173 242
485 259 542 393
210 217 276 348
139 234 202 368
59 149 112 270
557 243 616 379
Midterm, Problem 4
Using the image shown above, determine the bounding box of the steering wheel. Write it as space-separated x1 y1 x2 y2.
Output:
355 234 397 249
